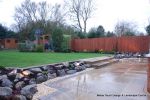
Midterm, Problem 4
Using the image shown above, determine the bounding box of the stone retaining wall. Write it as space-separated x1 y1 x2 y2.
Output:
0 61 90 100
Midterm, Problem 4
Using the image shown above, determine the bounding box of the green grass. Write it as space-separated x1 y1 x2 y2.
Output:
0 51 110 68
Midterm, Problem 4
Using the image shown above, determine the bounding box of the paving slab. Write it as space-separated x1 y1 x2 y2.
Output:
34 58 150 100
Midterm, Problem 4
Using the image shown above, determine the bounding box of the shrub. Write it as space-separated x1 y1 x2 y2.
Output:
61 35 71 52
52 28 63 52
18 42 36 52
26 41 36 52
35 45 44 52
18 43 29 52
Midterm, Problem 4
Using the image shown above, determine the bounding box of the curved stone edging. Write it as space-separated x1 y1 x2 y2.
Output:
0 61 90 100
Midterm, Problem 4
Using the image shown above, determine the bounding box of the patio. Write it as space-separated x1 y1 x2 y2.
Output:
33 58 150 100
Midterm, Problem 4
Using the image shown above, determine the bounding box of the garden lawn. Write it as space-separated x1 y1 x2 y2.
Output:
0 51 110 68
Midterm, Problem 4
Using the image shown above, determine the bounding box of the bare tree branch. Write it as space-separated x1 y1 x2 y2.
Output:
114 21 138 37
65 0 95 33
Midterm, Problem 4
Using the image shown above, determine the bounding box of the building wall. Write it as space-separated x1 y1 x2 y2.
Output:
4 38 18 49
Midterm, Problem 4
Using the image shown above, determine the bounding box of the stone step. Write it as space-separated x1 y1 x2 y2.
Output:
82 56 113 65
92 59 119 69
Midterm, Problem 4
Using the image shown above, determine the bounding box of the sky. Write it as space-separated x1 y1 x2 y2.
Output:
0 0 150 33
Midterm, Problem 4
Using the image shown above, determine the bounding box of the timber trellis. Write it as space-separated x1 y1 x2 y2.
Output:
71 36 150 53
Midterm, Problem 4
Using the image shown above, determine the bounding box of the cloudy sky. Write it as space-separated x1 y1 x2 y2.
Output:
0 0 150 33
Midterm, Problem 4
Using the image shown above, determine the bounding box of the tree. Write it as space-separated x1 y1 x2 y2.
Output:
65 0 95 33
0 24 17 39
106 31 116 37
96 25 105 37
14 0 67 40
14 0 38 39
146 24 150 35
87 27 97 38
114 21 137 37
87 25 105 38
14 0 37 26
0 24 7 39
76 31 86 38
51 4 66 26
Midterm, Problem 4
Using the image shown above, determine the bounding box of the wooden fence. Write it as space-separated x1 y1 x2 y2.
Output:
71 36 150 53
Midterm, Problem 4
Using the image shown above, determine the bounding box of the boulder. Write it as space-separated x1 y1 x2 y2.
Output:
37 73 43 76
78 61 85 66
14 79 19 83
28 72 36 79
22 70 32 76
1 78 13 88
8 69 17 76
0 67 8 75
14 95 27 100
75 65 86 72
3 68 14 73
29 78 36 85
81 65 86 70
23 78 30 85
64 68 70 72
0 87 12 96
48 69 56 74
56 69 66 76
7 74 16 82
29 68 42 73
0 75 7 80
36 74 48 84
47 65 54 70
8 69 18 81
62 62 69 68
21 84 37 99
16 73 24 79
69 64 75 70
41 66 48 71
84 64 91 68
54 65 64 70
15 81 25 90
74 62 80 67
47 73 57 79
66 70 76 74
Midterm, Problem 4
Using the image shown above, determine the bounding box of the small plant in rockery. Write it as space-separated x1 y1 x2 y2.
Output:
94 49 99 53
0 65 6 69
110 50 115 54
99 49 104 54
42 71 48 75
0 66 8 75
83 49 87 52
104 48 116 54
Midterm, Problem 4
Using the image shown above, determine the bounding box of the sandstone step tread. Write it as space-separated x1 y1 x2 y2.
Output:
83 57 113 64
92 59 119 68
92 61 110 67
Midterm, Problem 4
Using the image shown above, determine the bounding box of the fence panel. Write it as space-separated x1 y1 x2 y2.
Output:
71 36 150 53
